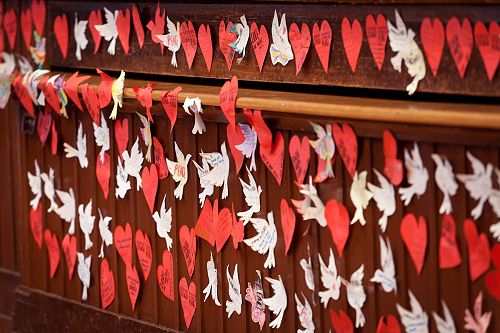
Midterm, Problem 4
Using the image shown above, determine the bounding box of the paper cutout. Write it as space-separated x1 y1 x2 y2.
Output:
280 199 295 255
62 234 76 280
377 315 401 333
446 17 473 78
30 32 46 69
401 213 427 275
92 112 110 162
179 225 196 277
116 9 130 54
330 309 354 333
54 188 76 234
250 22 269 73
44 75 61 114
116 156 131 198
151 195 173 251
439 214 462 269
136 112 152 162
40 168 57 212
289 135 310 184
219 76 238 129
226 124 245 174
126 265 140 310
371 236 397 293
100 258 115 309
350 171 373 226
325 199 350 258
79 199 95 250
312 20 332 74
88 9 102 54
195 199 217 246
21 9 32 50
31 0 46 37
464 292 491 333
244 211 277 269
36 107 51 145
157 250 174 301
383 130 403 186
245 270 265 329
228 15 250 64
152 138 168 180
53 14 68 59
231 205 244 250
110 70 125 119
95 209 113 259
0 53 15 109
263 275 287 329
193 142 230 204
81 84 99 124
219 20 236 70
464 218 490 281
114 223 132 266
30 205 43 249
183 96 205 134
95 8 118 55
332 123 357 179
64 71 89 112
131 4 144 49
485 244 500 300
28 160 42 210
216 207 232 253
289 22 311 75
96 155 111 201
397 291 428 333
198 24 212 71
399 143 429 206
368 169 396 232
141 164 158 213
474 22 500 81
270 10 293 66
123 137 144 190
293 176 327 227
341 17 362 73
179 20 197 69
388 10 426 94
432 300 456 333
136 229 152 281
342 265 366 328
54 76 68 117
366 14 388 70
146 3 165 53
293 294 313 333
44 229 60 278
64 122 88 168
13 76 34 117
4 9 17 50
96 68 113 108
77 252 91 301
203 252 221 306
134 83 154 123
157 17 181 67
236 167 261 224
310 122 335 182
421 18 445 77
51 119 58 155
74 13 88 61
431 154 458 214
166 142 191 199
179 277 196 328
114 118 128 158
488 171 500 239
300 248 315 294
224 264 242 318
160 86 182 131
235 123 257 172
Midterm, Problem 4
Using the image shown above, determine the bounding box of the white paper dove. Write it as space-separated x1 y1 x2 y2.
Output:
399 143 429 206
98 209 113 258
295 293 315 333
300 247 315 295
350 171 373 226
397 290 429 333
0 52 15 75
342 264 366 328
153 195 173 250
237 167 262 225
457 151 493 220
368 169 396 232
228 15 250 64
94 7 118 55
488 168 500 241
23 69 49 105
387 10 426 95
74 13 88 61
226 264 242 318
18 55 33 75
193 142 230 205
93 112 110 163
157 17 181 67
433 300 456 333
166 142 191 200
115 156 131 199
64 122 88 169
235 123 258 172
432 154 458 215
122 137 144 191
293 176 327 227
136 111 152 162
77 252 91 301
0 53 16 109
309 122 335 181
203 252 221 306
183 97 206 135
79 199 95 250
55 188 76 234
370 236 397 293
244 211 277 269
263 275 287 329
464 292 491 333
269 10 293 66
28 160 42 210
40 168 57 212
318 248 341 308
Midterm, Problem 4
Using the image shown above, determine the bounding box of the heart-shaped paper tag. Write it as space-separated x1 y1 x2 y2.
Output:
180 20 197 69
325 199 350 257
44 229 60 278
289 135 310 184
153 137 168 179
179 277 196 329
13 76 34 117
474 21 500 81
96 152 110 199
114 223 132 266
226 124 245 174
280 199 296 255
4 9 17 50
81 84 100 125
37 107 52 146
485 244 500 300
30 205 43 249
132 4 144 49
219 20 236 70
126 265 140 310
383 130 403 186
20 9 32 50
219 76 238 129
195 199 217 247
330 309 354 333
341 17 363 73
96 68 113 109
88 9 103 54
31 0 46 37
61 234 77 280
420 18 445 77
463 218 491 281
198 24 213 72
100 257 115 309
439 214 461 269
312 20 332 74
179 225 196 278
135 229 152 281
289 22 311 75
64 72 90 112
141 164 158 213
114 118 129 159
51 122 58 155
446 17 473 78
401 213 427 275
116 9 131 54
157 250 174 301
332 123 357 179
216 208 233 253
160 87 182 132
365 14 388 71
53 14 68 59
250 22 269 73
376 315 401 333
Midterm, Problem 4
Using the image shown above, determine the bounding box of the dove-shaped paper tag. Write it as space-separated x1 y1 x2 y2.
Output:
464 292 491 333
226 264 242 318
397 290 429 333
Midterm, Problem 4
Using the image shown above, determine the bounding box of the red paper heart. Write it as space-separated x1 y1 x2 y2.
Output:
446 17 473 78
30 204 43 249
53 14 68 59
44 229 60 279
146 4 165 53
280 199 296 255
88 9 102 54
13 76 34 117
51 122 58 155
61 234 76 280
226 124 245 174
198 24 213 72
160 86 182 132
332 123 357 179
179 225 196 278
37 107 52 146
153 137 168 179
485 244 500 300
463 218 491 281
383 130 403 186
4 9 17 50
330 309 354 333
114 223 132 266
289 135 310 184
216 207 232 253
20 9 32 50
230 205 244 250
64 72 90 112
135 229 152 281
365 14 388 71
219 76 238 129
492 243 500 268
195 199 217 247
116 9 131 55
376 315 401 333
141 164 158 213
81 84 100 125
325 199 350 257
96 152 111 199
420 18 445 77
114 118 129 158
439 214 462 269
100 258 115 309
180 20 197 69
126 265 140 310
44 84 60 115
134 83 154 122
132 4 144 49
250 22 269 73
179 277 196 329
312 20 332 74
219 20 236 70
31 0 46 37
96 68 113 109
157 250 174 301
474 21 500 81
341 17 363 73
401 213 427 275
289 22 311 75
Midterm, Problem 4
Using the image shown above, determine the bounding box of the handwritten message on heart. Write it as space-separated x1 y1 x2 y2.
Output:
100 258 115 309
474 21 500 81
126 265 140 311
44 229 60 279
198 24 213 72
312 20 332 74
180 20 197 69
81 84 100 126
96 152 111 199
157 250 174 301
289 22 311 75
219 76 238 129
250 22 269 73
96 68 113 109
13 76 34 117
325 199 350 257
179 225 196 278
365 14 388 71
332 123 357 179
464 218 490 281
88 9 102 54
216 208 232 253
141 164 158 213
62 234 77 280
179 277 196 329
289 135 310 184
401 213 427 275
439 214 461 269
114 223 132 266
153 137 168 179
53 14 68 59
219 20 236 70
135 229 152 281
195 199 217 246
341 17 363 73
421 18 445 77
37 107 52 146
280 199 296 255
30 205 43 249
446 17 473 78
160 86 182 132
